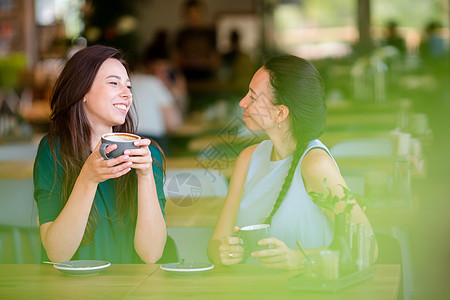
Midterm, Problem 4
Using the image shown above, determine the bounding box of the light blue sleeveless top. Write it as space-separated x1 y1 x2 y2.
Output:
236 139 337 250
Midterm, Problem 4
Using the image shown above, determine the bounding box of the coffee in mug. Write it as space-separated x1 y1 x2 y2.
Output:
99 132 140 159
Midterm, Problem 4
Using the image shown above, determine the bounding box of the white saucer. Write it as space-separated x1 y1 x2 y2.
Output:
160 261 214 275
53 260 111 276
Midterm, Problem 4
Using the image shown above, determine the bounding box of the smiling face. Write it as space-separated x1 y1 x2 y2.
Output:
83 58 132 133
239 67 281 132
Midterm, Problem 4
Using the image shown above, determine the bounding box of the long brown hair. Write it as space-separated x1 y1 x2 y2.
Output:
48 45 163 245
263 55 326 224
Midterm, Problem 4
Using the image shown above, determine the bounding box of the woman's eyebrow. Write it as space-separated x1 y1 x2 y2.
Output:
250 87 257 96
106 75 120 80
106 75 131 83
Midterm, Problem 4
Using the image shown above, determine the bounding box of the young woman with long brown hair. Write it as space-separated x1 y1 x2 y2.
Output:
33 45 167 263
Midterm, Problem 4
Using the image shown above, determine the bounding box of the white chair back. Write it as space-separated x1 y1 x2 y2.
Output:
164 168 228 201
330 138 393 157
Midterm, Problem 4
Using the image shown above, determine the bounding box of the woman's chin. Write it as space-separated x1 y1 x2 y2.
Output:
112 117 127 127
244 123 264 132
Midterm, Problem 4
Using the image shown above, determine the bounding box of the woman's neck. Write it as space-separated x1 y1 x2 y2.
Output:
270 134 296 161
90 126 112 151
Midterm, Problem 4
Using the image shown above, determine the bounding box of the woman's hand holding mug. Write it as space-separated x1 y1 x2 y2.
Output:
219 226 245 265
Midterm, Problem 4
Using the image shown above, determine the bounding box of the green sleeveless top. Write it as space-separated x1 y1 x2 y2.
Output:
33 135 166 263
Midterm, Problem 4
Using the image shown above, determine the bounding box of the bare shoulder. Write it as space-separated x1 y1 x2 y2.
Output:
301 148 343 192
229 143 259 184
236 143 259 164
301 148 337 174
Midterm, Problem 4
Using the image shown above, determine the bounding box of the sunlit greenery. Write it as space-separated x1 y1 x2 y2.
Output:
273 0 448 59
35 0 83 39
275 0 354 31
275 0 447 30
372 0 447 28
303 0 355 27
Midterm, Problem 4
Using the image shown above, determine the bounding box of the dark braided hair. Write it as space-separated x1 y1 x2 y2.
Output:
263 55 326 224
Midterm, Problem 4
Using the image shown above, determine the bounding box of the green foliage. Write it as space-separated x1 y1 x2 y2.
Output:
372 0 446 29
0 53 26 89
309 178 368 220
309 178 340 214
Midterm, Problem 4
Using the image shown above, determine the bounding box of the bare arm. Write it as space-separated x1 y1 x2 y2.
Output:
127 139 167 263
207 144 257 264
162 105 183 132
301 148 378 257
40 142 133 262
253 148 378 269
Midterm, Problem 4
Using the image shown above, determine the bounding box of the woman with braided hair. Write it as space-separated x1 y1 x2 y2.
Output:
207 54 376 269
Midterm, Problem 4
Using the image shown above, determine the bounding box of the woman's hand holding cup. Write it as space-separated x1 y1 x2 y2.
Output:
98 132 153 178
123 138 153 178
82 140 133 184
219 226 245 265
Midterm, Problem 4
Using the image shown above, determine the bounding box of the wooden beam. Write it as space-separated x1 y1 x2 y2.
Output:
357 0 373 53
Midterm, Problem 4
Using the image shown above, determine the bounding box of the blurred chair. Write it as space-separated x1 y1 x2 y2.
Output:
330 138 393 157
340 169 367 195
375 233 404 300
0 179 38 228
0 143 38 161
330 138 393 196
0 142 38 227
164 168 228 263
0 142 40 264
166 227 214 263
164 168 228 200
0 225 40 264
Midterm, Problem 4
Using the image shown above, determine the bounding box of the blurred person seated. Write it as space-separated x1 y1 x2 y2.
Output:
144 29 189 116
383 21 406 55
419 21 448 61
174 0 221 82
34 45 167 264
131 54 183 152
220 30 256 93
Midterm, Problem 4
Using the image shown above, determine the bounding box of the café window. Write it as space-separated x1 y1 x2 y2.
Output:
273 0 448 59
35 0 83 59
273 0 355 60
35 0 83 38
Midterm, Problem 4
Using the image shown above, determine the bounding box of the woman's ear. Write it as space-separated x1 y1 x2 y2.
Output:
276 105 289 122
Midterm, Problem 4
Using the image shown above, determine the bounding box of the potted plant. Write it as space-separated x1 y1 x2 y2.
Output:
309 179 368 276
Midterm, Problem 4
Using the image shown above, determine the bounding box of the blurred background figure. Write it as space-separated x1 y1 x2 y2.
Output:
174 0 221 82
220 29 256 94
419 21 447 61
131 49 183 152
384 21 406 55
144 29 189 117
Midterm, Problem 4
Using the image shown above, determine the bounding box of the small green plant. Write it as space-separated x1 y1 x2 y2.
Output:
309 178 368 220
